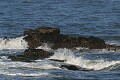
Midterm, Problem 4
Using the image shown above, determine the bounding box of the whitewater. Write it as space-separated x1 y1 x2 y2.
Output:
0 36 120 79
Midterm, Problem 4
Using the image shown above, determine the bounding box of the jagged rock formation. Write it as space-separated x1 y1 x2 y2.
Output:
7 26 120 72
23 27 60 49
23 27 108 49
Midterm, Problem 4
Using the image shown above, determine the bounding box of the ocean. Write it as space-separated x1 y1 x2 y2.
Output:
0 0 120 80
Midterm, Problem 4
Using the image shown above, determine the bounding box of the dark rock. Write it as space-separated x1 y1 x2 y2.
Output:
77 36 106 49
8 55 32 62
23 27 120 50
49 59 66 62
24 49 54 60
24 27 60 36
23 27 80 49
88 36 106 49
51 34 79 49
23 27 60 49
77 36 90 48
60 64 92 71
8 49 54 62
89 36 105 44
61 65 79 70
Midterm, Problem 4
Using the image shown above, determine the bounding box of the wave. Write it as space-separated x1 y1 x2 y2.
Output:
0 71 49 77
36 43 52 51
106 40 120 46
0 58 60 76
0 55 60 70
0 36 52 51
0 36 120 71
0 48 120 77
49 48 120 70
0 36 28 50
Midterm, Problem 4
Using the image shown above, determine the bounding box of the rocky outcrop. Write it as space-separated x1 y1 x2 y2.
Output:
8 49 54 62
8 27 120 64
23 27 108 49
23 27 60 49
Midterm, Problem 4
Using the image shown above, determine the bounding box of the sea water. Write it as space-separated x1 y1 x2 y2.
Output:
0 0 120 80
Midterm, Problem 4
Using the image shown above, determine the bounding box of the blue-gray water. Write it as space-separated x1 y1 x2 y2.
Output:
0 0 120 80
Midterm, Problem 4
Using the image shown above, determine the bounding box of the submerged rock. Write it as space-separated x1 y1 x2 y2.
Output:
8 49 54 62
61 65 80 70
60 64 92 71
49 59 66 62
8 55 32 62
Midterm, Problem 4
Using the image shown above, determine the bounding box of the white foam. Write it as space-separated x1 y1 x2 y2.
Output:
66 57 120 70
106 41 120 46
36 43 52 51
49 48 120 70
0 60 60 69
0 56 8 60
24 62 60 69
0 36 28 50
49 48 74 60
0 59 60 77
0 70 49 77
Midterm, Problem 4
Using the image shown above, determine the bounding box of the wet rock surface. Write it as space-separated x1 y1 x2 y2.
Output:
24 49 54 60
8 49 54 62
60 64 92 71
23 27 108 49
8 55 32 62
23 27 60 49
77 36 106 49
61 64 80 70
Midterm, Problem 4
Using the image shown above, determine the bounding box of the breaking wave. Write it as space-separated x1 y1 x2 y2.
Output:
49 48 120 70
106 40 120 46
0 36 28 50
0 36 120 74
0 58 59 77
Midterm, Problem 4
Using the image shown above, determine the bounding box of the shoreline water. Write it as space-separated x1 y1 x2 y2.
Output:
0 0 120 79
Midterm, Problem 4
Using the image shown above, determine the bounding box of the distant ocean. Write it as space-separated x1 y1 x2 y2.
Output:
0 0 120 80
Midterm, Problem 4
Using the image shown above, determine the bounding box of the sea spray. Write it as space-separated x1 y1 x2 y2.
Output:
49 48 75 61
106 40 120 46
66 57 120 70
49 48 120 70
36 43 52 51
0 36 28 50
